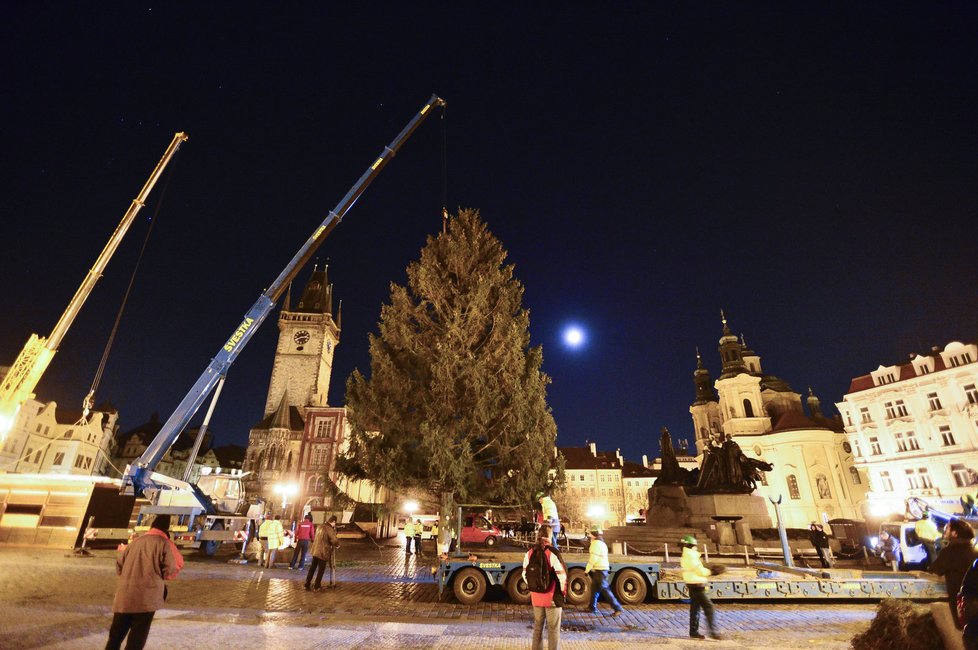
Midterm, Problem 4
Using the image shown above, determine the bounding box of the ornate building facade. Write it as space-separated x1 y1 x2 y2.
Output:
689 314 867 527
835 341 978 519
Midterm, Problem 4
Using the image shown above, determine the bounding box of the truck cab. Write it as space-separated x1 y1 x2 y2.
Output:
875 521 927 569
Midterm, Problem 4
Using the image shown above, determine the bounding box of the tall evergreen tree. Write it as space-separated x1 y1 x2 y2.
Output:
341 209 562 508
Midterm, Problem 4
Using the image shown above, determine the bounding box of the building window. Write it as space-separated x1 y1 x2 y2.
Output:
311 444 331 466
894 432 907 453
905 469 920 490
74 456 85 468
884 402 897 419
939 425 955 446
34 450 42 464
928 392 943 411
579 474 584 482
64 429 74 439
24 447 33 461
869 437 882 455
860 407 872 424
743 399 755 417
952 464 978 488
905 431 920 451
965 384 978 405
314 419 334 439
853 440 862 457
849 466 862 485
895 400 908 417
919 468 933 489
786 475 801 500
879 471 893 492
53 452 65 466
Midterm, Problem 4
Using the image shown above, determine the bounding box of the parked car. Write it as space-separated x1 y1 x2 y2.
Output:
460 514 502 547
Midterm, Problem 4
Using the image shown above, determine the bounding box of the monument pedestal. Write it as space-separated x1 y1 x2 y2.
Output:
646 485 689 528
686 493 772 530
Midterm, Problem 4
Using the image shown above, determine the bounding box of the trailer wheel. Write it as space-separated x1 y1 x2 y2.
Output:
453 567 487 605
612 568 647 605
566 567 592 607
485 535 497 547
203 521 224 556
506 570 531 604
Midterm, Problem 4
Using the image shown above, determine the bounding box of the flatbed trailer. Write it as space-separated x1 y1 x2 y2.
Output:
437 551 947 606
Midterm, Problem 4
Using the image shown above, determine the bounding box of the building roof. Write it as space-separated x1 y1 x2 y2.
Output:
846 341 974 393
622 460 658 478
252 405 305 431
558 446 622 470
770 410 828 432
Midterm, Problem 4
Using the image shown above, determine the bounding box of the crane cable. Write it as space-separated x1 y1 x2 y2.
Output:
81 159 180 421
441 103 449 233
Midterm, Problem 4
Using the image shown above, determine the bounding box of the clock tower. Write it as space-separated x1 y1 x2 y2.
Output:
263 266 341 416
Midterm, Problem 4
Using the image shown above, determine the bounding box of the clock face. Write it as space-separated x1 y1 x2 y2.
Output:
293 330 310 346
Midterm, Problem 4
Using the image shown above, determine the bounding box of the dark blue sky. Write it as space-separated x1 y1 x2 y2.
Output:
2 4 976 464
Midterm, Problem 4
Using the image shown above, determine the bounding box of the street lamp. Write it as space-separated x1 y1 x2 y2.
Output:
274 483 298 517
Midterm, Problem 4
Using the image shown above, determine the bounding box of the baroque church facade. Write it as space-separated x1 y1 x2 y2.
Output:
689 314 868 528
242 268 386 518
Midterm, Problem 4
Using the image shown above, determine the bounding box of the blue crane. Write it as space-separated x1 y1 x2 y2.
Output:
122 95 446 513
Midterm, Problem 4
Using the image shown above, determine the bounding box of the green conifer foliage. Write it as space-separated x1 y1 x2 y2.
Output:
342 209 562 504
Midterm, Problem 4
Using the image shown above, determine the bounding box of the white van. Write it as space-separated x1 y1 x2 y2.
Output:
875 521 927 569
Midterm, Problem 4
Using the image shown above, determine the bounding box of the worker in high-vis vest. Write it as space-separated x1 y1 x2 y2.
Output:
536 491 561 547
403 519 415 555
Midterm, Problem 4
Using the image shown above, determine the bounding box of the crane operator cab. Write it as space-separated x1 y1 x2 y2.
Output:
196 470 248 515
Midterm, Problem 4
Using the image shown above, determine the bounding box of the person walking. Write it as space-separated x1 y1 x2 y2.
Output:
305 515 340 591
680 534 720 640
106 515 183 650
413 519 425 558
264 515 286 568
290 514 315 571
403 519 415 555
536 492 561 547
522 525 567 650
808 523 832 568
583 527 623 617
257 513 272 566
929 518 978 628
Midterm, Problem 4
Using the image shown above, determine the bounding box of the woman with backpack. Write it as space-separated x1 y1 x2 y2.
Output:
522 525 567 649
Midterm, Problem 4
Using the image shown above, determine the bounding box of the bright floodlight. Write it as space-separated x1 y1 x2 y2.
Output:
562 325 586 348
274 483 298 496
587 504 605 519
404 500 418 514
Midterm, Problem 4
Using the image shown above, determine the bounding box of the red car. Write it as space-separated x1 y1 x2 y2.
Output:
460 514 502 547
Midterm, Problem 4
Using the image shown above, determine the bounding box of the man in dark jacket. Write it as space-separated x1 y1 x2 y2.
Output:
929 518 978 628
106 515 180 650
808 523 832 568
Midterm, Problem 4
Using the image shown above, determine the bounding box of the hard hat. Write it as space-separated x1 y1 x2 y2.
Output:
590 527 603 536
534 491 546 500
680 534 697 546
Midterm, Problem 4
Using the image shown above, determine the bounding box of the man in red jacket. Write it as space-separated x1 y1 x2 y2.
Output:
290 514 315 570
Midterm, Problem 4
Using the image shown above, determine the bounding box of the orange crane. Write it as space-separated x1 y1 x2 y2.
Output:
0 132 188 442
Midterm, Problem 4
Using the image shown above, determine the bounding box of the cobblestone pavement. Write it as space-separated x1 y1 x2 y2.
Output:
0 542 879 649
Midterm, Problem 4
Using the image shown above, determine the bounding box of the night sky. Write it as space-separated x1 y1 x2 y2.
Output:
2 4 977 465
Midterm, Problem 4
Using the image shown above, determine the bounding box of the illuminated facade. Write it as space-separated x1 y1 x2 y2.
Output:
556 443 626 529
835 341 978 519
690 315 867 528
0 397 118 476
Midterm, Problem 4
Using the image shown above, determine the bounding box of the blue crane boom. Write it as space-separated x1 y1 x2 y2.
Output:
123 94 446 510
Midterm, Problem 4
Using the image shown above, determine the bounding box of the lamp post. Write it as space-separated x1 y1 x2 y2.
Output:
274 483 298 519
769 494 793 567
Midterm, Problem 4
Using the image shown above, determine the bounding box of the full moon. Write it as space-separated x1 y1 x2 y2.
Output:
562 325 586 348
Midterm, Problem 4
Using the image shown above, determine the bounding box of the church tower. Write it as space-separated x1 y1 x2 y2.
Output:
689 348 722 455
263 266 341 416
